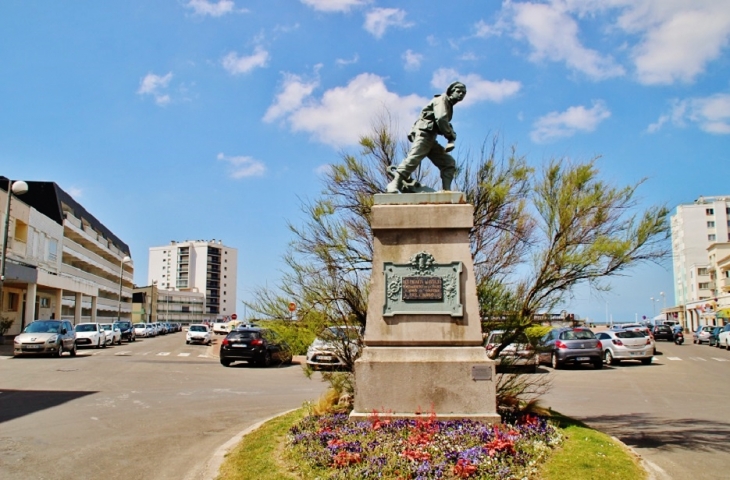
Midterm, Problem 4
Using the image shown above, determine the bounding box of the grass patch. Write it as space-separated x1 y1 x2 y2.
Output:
217 408 646 480
216 409 304 480
539 413 647 480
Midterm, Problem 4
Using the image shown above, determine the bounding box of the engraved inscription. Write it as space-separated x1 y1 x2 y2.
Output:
402 276 443 301
472 365 492 381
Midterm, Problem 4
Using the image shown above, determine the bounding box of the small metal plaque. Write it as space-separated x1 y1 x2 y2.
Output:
471 365 492 381
402 277 443 301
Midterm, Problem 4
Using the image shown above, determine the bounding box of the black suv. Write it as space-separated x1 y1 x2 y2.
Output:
220 327 292 367
114 321 136 342
651 324 673 341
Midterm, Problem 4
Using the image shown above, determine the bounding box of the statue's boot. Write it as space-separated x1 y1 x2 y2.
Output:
441 176 452 191
386 172 404 193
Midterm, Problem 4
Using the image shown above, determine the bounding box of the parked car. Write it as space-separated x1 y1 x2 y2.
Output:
74 322 107 348
100 323 122 345
483 330 538 372
595 330 654 365
306 325 363 371
212 320 228 335
133 323 148 338
220 327 292 367
716 324 730 348
709 326 723 347
115 321 136 342
651 324 674 342
693 325 714 344
538 327 603 369
13 320 77 357
186 324 212 345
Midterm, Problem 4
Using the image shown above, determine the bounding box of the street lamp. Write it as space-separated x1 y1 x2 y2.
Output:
116 255 131 322
0 180 29 311
650 297 656 317
660 291 666 311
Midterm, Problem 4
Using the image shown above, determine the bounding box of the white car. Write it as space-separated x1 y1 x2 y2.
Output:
306 326 363 370
186 324 212 345
716 324 730 348
74 323 107 348
212 320 228 335
483 330 538 372
100 323 122 345
595 329 654 365
134 323 150 338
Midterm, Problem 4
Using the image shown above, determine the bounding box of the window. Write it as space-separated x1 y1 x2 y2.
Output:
708 221 715 228
709 234 716 241
6 292 20 311
47 239 58 262
706 208 714 215
698 267 708 275
39 297 50 308
699 282 710 289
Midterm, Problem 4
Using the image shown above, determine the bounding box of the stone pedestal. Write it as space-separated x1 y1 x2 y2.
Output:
351 192 499 422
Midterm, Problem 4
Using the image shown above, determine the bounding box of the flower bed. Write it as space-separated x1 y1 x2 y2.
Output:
288 411 563 479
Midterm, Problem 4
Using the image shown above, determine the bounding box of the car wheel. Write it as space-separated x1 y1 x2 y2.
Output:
551 353 561 370
220 359 231 367
593 359 603 369
260 351 272 368
603 350 618 365
56 342 64 358
641 358 652 365
186 340 190 344
70 342 77 357
96 338 101 349
132 336 136 342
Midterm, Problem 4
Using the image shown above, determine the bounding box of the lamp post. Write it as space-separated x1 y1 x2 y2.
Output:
650 297 656 317
0 180 29 312
116 255 131 322
660 291 666 311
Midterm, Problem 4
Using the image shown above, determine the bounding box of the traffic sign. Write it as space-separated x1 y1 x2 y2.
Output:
288 302 296 312
231 313 238 320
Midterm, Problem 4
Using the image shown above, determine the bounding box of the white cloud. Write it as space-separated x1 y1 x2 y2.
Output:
263 73 319 123
531 101 611 143
336 54 359 66
217 153 266 178
300 0 368 12
402 50 423 71
430 68 521 106
137 72 173 106
508 1 625 80
185 0 239 17
222 46 269 75
364 8 413 39
67 187 83 199
264 72 426 147
649 94 730 134
613 0 730 85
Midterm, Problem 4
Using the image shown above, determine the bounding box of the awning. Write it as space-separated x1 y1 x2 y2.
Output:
718 308 730 319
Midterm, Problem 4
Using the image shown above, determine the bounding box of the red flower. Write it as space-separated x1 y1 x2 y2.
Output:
332 450 362 467
452 458 478 478
327 438 345 449
401 448 432 462
485 437 516 457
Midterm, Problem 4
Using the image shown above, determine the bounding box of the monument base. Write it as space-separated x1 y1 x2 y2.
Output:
350 346 501 423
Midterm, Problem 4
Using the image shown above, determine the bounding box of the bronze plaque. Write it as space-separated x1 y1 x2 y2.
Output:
401 276 443 301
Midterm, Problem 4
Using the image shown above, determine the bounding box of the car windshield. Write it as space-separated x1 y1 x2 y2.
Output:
487 333 528 344
75 324 98 332
189 325 207 332
324 326 360 341
134 323 146 328
230 331 259 340
615 331 645 338
560 329 595 340
24 321 61 333
100 324 112 330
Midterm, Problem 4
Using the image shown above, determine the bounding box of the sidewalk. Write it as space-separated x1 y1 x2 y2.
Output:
0 336 14 357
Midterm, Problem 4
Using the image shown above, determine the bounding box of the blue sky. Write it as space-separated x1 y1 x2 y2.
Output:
2 0 730 323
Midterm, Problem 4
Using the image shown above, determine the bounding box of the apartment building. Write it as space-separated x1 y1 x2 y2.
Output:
671 196 730 330
1 177 133 335
147 240 237 318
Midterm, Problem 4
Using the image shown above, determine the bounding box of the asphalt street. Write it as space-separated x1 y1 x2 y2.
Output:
0 332 327 480
542 339 730 480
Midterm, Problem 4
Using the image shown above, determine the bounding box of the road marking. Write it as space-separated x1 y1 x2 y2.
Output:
198 354 208 358
178 353 190 357
712 358 729 362
157 352 170 356
690 357 707 361
666 357 682 361
115 351 133 356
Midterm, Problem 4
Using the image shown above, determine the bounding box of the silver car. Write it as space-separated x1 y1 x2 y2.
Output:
484 330 538 372
538 327 603 369
595 329 653 365
13 320 77 357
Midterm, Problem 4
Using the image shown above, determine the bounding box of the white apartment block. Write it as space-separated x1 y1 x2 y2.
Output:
147 240 237 318
1 177 133 335
671 196 730 306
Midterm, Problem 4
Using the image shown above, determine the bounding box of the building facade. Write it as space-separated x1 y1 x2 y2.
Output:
1 177 133 335
671 196 730 331
147 240 237 319
132 284 205 325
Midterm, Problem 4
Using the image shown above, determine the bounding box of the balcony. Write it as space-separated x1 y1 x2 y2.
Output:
722 277 730 292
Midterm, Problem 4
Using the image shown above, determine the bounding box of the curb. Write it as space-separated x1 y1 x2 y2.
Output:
610 436 671 480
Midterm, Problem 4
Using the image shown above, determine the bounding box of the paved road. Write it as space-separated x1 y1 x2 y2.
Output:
0 333 327 480
542 339 730 480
